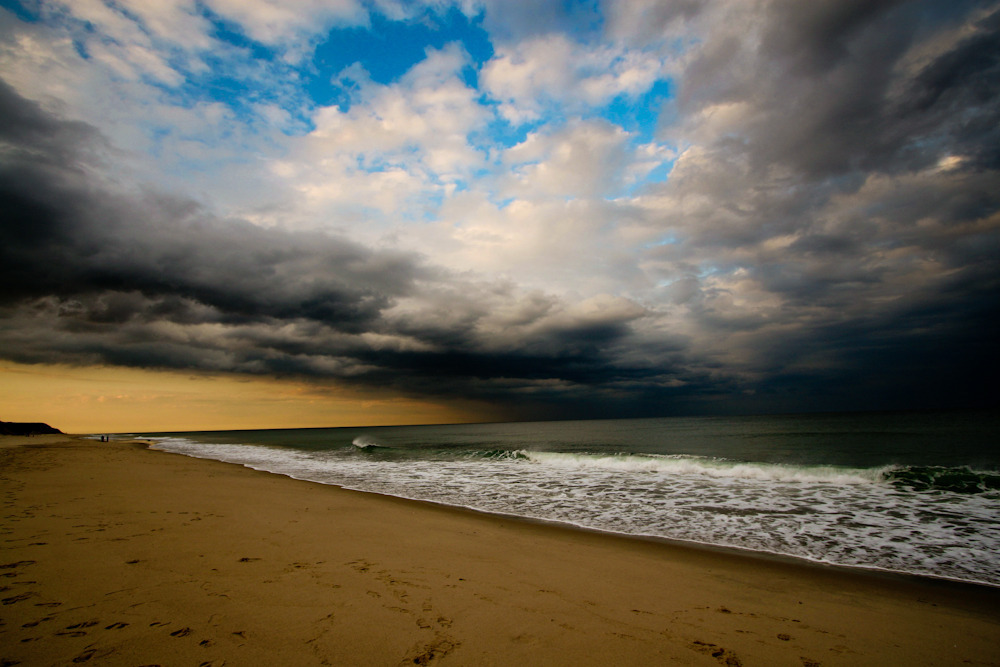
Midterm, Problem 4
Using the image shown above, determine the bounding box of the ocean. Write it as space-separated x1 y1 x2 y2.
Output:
132 409 1000 587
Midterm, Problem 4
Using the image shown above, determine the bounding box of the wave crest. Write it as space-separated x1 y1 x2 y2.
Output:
521 451 881 484
351 436 386 451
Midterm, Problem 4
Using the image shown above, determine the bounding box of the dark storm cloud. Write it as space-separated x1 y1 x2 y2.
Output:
896 7 1000 170
0 78 102 168
638 0 1000 410
672 0 999 180
761 0 907 74
0 80 660 413
0 79 416 328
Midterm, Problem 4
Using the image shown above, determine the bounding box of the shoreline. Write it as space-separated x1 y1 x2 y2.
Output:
2 435 999 665
143 440 1000 611
141 434 1000 592
158 439 1000 593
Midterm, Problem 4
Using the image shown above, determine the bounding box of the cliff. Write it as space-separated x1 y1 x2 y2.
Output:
0 420 63 435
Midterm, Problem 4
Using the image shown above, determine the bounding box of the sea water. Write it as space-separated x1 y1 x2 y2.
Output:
135 410 1000 586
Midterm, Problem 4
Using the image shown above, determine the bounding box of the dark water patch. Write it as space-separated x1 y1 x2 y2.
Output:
882 466 1000 494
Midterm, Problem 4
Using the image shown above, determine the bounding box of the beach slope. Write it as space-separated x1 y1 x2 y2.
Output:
2 436 998 666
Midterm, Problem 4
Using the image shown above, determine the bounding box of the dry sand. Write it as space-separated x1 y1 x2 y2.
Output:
1 435 998 666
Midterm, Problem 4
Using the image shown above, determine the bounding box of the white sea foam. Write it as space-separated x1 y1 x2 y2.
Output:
522 451 881 484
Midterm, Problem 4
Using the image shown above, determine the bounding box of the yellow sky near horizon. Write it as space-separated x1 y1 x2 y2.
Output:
0 362 484 433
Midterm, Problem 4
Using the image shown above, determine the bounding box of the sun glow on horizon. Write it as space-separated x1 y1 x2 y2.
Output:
0 362 484 434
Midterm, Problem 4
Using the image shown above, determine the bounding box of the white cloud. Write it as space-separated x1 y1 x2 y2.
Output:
370 114 676 295
602 0 705 46
34 0 193 87
45 0 140 44
481 33 668 124
480 34 574 123
113 0 214 51
89 40 185 86
204 0 367 47
274 45 488 221
501 119 632 199
412 191 646 297
314 45 485 162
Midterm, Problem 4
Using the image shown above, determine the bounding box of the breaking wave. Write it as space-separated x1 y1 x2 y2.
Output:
351 436 389 452
516 450 881 484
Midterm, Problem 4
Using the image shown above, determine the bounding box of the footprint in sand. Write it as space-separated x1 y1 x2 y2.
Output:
348 560 373 573
72 648 97 663
22 617 52 628
56 630 88 638
407 637 458 666
692 640 743 666
105 622 129 630
170 627 193 637
2 592 36 605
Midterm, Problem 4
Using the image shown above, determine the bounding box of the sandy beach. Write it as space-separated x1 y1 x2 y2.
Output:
2 435 998 666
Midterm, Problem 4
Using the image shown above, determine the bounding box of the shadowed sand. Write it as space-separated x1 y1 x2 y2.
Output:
1 435 998 666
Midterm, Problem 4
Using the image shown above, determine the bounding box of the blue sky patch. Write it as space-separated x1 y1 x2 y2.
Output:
310 7 492 108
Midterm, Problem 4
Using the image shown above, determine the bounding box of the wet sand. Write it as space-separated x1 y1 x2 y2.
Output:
2 435 998 666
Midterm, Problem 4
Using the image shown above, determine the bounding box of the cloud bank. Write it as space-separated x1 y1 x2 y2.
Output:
1 0 998 419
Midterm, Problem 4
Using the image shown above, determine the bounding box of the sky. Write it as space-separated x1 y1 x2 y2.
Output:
0 0 998 432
